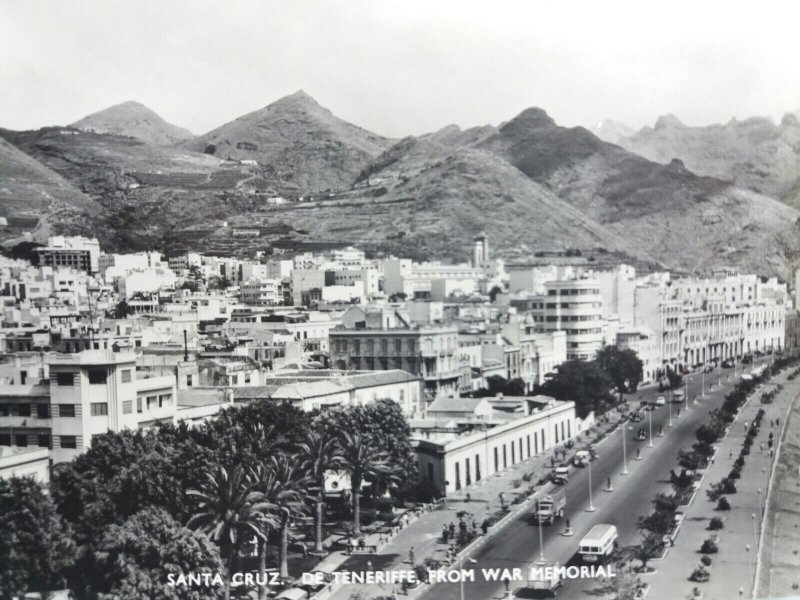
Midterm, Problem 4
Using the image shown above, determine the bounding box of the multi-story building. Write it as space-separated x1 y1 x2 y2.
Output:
0 351 177 463
330 321 461 400
239 279 281 306
520 278 606 361
36 236 101 274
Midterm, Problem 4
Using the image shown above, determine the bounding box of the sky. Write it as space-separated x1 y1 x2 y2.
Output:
1 0 799 138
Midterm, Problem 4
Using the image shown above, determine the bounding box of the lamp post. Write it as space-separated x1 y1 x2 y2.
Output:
538 509 545 561
648 407 653 448
587 459 596 512
751 513 759 556
459 556 477 600
684 375 689 411
668 393 673 427
621 422 629 475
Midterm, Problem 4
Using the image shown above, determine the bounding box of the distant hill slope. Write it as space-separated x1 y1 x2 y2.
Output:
617 112 800 209
183 91 392 194
475 107 800 277
0 127 261 252
0 136 100 245
70 101 194 146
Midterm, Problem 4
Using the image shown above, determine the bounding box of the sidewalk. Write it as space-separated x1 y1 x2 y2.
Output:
315 416 626 600
647 369 798 600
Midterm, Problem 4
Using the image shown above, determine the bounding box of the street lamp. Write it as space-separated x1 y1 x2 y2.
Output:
538 509 545 561
459 556 477 600
621 422 629 475
668 393 673 427
648 407 653 448
757 488 763 518
684 375 689 411
751 513 759 556
587 459 596 512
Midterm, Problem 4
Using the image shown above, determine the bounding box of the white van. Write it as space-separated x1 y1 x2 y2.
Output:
672 390 685 403
578 524 618 563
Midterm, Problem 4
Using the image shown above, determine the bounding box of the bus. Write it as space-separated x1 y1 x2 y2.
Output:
578 524 618 563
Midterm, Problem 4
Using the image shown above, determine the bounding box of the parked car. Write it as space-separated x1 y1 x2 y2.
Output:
722 359 735 368
742 355 753 364
654 396 666 406
630 412 644 422
635 428 647 441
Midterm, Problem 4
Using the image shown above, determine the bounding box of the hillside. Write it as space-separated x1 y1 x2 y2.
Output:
183 91 392 194
475 107 800 276
70 101 194 145
0 127 262 252
617 112 800 208
0 136 100 245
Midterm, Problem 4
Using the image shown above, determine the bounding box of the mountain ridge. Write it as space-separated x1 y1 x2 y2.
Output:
70 101 194 146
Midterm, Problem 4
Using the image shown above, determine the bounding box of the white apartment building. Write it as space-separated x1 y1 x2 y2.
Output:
239 278 281 306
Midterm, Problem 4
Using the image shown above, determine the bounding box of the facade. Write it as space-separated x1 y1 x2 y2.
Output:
523 278 606 361
35 236 101 274
414 396 577 496
0 351 177 464
330 324 461 400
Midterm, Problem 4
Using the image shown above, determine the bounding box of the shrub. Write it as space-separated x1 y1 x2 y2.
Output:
717 497 731 511
690 565 710 582
728 468 741 480
361 509 378 526
734 457 745 468
512 479 521 488
708 517 724 530
700 555 713 566
413 564 428 583
700 538 719 554
741 447 750 456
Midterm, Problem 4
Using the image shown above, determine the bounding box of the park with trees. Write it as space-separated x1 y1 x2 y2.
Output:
0 399 417 599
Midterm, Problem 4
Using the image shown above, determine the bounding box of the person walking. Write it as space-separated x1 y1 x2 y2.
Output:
409 547 415 565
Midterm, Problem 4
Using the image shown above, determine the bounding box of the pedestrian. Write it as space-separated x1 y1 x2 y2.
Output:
760 442 764 453
745 421 749 431
729 451 733 459
301 540 308 558
366 560 373 572
409 547 415 565
503 575 511 594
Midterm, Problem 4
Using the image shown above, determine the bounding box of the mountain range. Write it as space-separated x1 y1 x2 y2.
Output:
0 93 798 279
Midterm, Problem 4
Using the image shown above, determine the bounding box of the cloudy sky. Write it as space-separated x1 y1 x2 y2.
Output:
1 0 799 138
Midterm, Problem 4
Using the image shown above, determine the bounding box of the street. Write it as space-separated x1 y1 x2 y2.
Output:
421 362 763 600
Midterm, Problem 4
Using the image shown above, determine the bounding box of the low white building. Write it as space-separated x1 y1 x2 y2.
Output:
414 396 577 496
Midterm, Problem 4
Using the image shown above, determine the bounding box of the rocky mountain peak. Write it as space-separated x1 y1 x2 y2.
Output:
653 114 685 130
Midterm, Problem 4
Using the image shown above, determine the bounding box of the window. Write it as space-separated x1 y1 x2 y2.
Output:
38 433 51 448
121 369 132 383
147 396 157 410
87 368 107 384
0 405 8 417
15 434 28 447
90 403 108 416
0 433 9 446
59 404 75 417
244 373 251 384
122 400 132 414
137 398 143 413
60 435 77 449
475 455 481 481
36 404 50 419
159 394 172 407
56 372 74 386
17 403 31 417
455 462 461 490
427 463 434 482
186 374 193 387
465 457 471 485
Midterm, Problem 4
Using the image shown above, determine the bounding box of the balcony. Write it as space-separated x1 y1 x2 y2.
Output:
0 416 52 428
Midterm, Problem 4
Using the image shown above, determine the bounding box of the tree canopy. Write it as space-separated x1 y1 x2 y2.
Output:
0 476 75 600
596 346 643 401
534 359 615 418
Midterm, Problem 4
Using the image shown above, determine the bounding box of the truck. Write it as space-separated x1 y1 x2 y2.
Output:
532 488 567 524
527 560 562 595
572 450 591 467
578 524 618 564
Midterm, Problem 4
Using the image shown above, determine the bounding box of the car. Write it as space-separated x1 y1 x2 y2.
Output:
655 396 666 406
551 467 570 484
630 412 644 422
635 428 647 441
722 359 735 368
703 365 714 373
742 355 753 364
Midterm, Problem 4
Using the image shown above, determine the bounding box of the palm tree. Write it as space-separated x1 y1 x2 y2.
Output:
298 429 344 553
187 464 262 600
249 456 310 579
336 430 392 536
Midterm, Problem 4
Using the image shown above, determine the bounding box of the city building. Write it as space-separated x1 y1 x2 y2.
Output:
35 236 101 274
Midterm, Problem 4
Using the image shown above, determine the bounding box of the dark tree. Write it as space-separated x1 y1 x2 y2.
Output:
596 346 644 402
534 359 615 418
633 531 663 571
0 476 75 600
93 507 225 600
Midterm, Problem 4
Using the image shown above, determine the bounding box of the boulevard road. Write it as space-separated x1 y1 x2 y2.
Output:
421 363 761 600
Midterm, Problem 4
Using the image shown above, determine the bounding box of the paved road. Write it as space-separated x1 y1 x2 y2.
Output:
421 363 763 600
